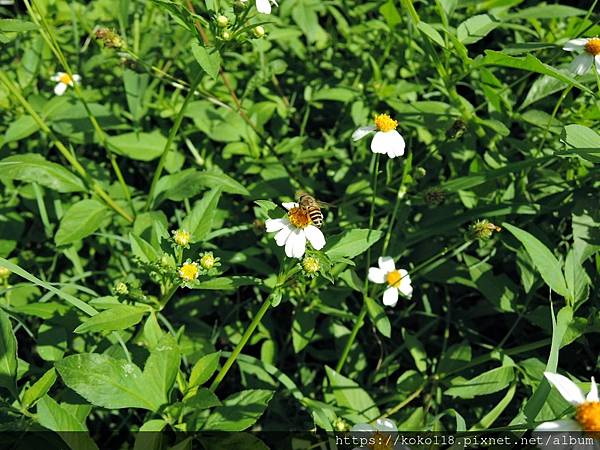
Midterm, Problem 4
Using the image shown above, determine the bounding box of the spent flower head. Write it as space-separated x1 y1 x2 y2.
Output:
471 219 501 240
95 27 124 49
301 255 320 277
114 282 129 295
352 113 406 158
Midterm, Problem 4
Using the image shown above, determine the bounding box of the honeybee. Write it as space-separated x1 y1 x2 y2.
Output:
296 191 330 228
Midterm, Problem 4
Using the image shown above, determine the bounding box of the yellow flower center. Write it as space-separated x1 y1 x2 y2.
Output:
386 270 402 288
302 256 320 273
368 431 394 450
576 401 600 434
374 114 398 133
585 38 600 56
59 73 73 85
288 207 311 228
173 229 191 246
179 262 199 281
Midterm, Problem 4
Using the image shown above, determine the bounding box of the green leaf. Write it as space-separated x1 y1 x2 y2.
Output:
204 389 274 431
129 233 160 263
325 366 380 422
503 223 569 297
22 368 57 409
0 309 18 397
470 383 516 431
564 248 589 306
123 69 149 122
183 187 222 242
403 330 427 372
507 5 586 19
0 18 38 33
559 125 600 163
325 229 383 259
55 199 110 246
2 115 39 145
445 366 514 399
0 154 85 193
194 276 258 290
481 51 591 94
56 353 158 410
417 22 445 47
107 131 167 161
365 297 391 338
185 387 222 409
292 308 317 353
189 351 221 388
191 42 221 80
142 334 181 407
74 305 148 334
0 258 98 317
37 395 99 450
457 14 497 45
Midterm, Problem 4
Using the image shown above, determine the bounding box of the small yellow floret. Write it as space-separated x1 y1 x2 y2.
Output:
179 262 199 281
59 73 73 85
386 270 402 288
374 113 398 133
585 38 600 56
288 207 311 228
576 401 600 434
302 256 320 274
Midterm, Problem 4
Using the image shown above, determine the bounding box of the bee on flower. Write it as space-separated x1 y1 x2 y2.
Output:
368 256 413 307
535 372 600 445
50 72 81 96
563 37 600 75
352 113 406 158
265 202 326 259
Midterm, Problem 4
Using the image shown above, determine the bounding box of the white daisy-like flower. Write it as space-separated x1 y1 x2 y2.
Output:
256 0 278 14
563 37 600 75
350 419 407 450
352 113 406 158
265 202 325 259
50 72 81 96
368 256 412 307
534 372 600 449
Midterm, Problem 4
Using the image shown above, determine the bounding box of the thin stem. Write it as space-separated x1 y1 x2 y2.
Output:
209 295 273 392
145 74 202 211
382 152 412 254
536 85 573 155
335 304 367 373
377 382 426 420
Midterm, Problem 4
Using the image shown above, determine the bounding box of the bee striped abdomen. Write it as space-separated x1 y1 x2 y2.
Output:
307 208 323 228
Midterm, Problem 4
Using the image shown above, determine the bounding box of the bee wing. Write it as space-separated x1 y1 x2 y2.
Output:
317 200 336 209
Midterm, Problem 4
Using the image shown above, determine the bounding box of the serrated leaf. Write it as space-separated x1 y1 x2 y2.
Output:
0 154 85 193
325 229 383 259
107 131 167 161
189 351 221 388
324 366 379 422
55 200 110 246
191 42 221 80
204 390 274 431
457 14 497 45
74 305 148 334
22 368 57 409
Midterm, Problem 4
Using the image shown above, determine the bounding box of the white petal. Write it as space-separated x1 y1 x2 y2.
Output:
285 228 306 258
587 376 598 402
72 74 81 83
352 125 376 141
563 38 588 51
274 225 292 246
544 372 585 405
256 0 272 13
265 218 288 232
371 130 405 158
378 256 395 273
282 202 298 211
569 53 593 75
350 423 375 433
534 419 581 432
595 55 600 75
382 287 399 307
398 273 413 298
51 72 64 82
375 418 397 433
304 225 325 250
54 82 68 96
368 267 386 284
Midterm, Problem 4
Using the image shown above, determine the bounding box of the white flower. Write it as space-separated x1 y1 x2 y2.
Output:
563 37 600 75
50 72 81 96
352 113 405 158
256 0 278 14
534 372 600 449
350 419 407 450
265 202 325 259
368 256 412 307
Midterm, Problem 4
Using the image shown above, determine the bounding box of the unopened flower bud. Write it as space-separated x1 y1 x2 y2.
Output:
253 25 265 38
173 229 191 247
200 252 216 270
115 282 129 295
222 30 232 41
216 15 229 28
0 266 10 280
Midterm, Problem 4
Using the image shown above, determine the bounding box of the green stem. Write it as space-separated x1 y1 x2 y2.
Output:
209 295 273 391
145 74 202 211
0 72 133 223
382 152 412 254
536 85 573 155
335 303 367 373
